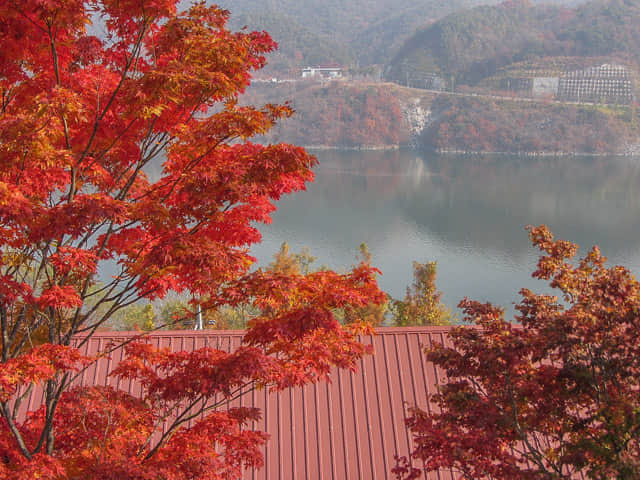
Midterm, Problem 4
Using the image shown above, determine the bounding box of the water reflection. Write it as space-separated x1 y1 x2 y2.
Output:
409 155 640 254
253 151 640 316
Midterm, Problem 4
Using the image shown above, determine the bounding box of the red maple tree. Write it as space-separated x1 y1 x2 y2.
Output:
0 1 385 478
394 225 640 480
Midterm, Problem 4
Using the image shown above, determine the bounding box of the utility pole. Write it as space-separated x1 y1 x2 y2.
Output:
195 304 203 330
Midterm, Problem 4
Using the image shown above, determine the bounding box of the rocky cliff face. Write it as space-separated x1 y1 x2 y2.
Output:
400 98 432 148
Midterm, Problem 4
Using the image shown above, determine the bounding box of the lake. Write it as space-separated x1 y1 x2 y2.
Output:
251 150 640 318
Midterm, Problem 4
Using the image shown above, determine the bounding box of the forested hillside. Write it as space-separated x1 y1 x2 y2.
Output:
243 81 639 153
387 0 640 86
215 0 586 74
227 11 354 75
422 96 640 154
242 82 424 147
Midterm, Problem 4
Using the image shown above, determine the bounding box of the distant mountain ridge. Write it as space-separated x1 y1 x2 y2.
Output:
387 0 640 87
214 0 586 74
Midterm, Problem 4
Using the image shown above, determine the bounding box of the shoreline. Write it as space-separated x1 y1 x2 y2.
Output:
434 149 640 157
304 145 401 151
303 144 640 157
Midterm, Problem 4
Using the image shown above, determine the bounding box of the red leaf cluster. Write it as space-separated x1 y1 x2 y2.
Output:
0 344 87 402
396 225 640 479
0 0 385 478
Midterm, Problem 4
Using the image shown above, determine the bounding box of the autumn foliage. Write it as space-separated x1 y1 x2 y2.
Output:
394 225 640 480
391 261 452 326
422 96 638 154
0 1 384 478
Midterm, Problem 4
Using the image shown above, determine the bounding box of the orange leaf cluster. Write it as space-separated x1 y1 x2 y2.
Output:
0 1 385 478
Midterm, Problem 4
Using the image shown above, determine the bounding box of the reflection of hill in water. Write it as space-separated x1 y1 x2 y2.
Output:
283 151 640 256
269 151 640 260
258 150 640 309
310 150 425 206
400 154 640 257
270 150 425 247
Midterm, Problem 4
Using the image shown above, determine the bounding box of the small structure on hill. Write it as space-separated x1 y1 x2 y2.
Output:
532 77 560 97
301 66 343 79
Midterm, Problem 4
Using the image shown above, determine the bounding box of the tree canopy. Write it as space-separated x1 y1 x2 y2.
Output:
0 1 384 478
394 225 640 480
388 0 640 86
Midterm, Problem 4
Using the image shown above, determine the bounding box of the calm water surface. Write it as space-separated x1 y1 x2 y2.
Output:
252 150 640 317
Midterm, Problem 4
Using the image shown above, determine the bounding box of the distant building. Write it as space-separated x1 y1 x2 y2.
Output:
532 77 559 97
500 77 533 93
393 61 446 90
501 77 560 97
301 66 343 79
424 73 446 91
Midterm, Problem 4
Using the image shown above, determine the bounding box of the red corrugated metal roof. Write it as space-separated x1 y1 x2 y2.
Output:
18 327 456 480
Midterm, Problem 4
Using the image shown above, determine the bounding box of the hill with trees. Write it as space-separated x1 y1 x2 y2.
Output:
226 0 640 154
422 95 640 154
243 81 423 148
226 10 355 76
378 0 640 154
242 80 640 154
216 0 586 75
387 0 640 87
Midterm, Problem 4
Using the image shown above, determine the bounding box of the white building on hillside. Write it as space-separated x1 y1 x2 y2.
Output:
301 66 343 79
